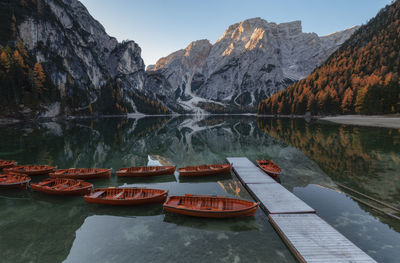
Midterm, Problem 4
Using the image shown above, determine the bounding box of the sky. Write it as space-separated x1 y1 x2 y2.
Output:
80 0 391 66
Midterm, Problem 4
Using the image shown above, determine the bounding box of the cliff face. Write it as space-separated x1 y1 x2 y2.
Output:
146 18 358 113
0 0 168 118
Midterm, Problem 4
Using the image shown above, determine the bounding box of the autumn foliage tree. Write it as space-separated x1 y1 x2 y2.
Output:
258 0 400 115
0 42 56 115
33 62 46 93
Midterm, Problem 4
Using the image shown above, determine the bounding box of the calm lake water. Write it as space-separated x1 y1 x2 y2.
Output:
1 116 400 263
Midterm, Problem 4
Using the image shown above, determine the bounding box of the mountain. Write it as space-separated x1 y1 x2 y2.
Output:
145 18 358 114
0 0 168 118
258 1 400 115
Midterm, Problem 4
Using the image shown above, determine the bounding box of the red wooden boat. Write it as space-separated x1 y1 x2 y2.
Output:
179 164 232 177
116 166 176 177
257 160 282 179
4 165 57 176
0 160 17 170
30 178 93 196
0 173 31 189
84 187 168 205
163 194 259 218
49 168 111 180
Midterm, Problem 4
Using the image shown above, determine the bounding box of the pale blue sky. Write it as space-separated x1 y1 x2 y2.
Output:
80 0 391 66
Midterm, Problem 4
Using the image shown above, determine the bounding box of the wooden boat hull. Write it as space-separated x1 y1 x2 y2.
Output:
49 168 111 180
84 187 168 206
163 195 259 218
179 164 232 177
30 179 93 196
0 160 17 170
0 173 31 189
257 160 282 179
4 165 56 176
116 166 176 177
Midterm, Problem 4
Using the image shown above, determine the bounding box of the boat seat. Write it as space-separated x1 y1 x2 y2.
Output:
70 182 81 189
54 184 69 190
218 201 224 210
196 201 203 209
133 190 143 198
91 191 105 198
113 191 124 199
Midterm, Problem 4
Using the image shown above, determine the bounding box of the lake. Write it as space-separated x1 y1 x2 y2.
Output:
0 116 399 263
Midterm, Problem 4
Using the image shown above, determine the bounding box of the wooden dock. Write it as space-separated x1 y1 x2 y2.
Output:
226 157 377 263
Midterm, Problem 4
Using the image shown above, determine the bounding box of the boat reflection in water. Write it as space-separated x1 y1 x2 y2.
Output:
2 115 400 262
163 212 260 232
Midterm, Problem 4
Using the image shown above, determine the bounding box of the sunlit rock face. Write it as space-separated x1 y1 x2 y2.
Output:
17 0 146 114
146 18 358 112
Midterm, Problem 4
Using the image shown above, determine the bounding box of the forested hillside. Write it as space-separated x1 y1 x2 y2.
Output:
0 40 59 117
258 0 400 115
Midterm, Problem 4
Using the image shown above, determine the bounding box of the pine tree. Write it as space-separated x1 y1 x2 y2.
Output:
0 51 10 73
33 62 46 93
10 15 17 39
341 88 354 113
307 93 318 114
16 39 28 59
12 50 26 69
355 86 369 113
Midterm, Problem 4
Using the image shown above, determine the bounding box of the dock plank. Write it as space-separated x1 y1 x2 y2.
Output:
247 183 315 214
234 168 276 184
226 157 376 263
227 157 277 184
226 157 255 167
227 157 315 213
269 214 377 263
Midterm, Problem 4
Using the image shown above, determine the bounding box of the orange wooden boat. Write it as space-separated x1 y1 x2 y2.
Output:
179 164 232 177
257 160 282 179
31 178 93 196
116 166 176 177
4 165 57 176
84 187 168 205
49 168 111 180
0 173 31 189
0 160 17 170
163 194 259 218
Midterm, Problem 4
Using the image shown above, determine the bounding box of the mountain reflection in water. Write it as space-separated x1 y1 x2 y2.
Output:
1 115 400 262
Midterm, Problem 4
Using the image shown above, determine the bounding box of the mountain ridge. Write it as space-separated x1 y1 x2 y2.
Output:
145 17 358 113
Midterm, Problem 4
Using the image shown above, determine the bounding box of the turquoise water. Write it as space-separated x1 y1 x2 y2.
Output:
0 116 400 262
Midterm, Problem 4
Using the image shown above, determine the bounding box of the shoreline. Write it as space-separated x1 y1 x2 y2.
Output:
319 115 400 129
1 114 400 129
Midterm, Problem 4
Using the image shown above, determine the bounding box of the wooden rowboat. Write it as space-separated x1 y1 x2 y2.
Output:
116 166 176 177
49 168 111 180
84 187 168 206
4 165 56 176
163 194 259 218
179 164 232 177
0 173 31 189
257 160 282 179
0 160 17 170
31 178 93 196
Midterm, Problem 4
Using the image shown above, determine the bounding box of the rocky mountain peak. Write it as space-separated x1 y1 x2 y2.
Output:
217 17 268 42
217 18 303 45
277 20 303 37
145 17 359 113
